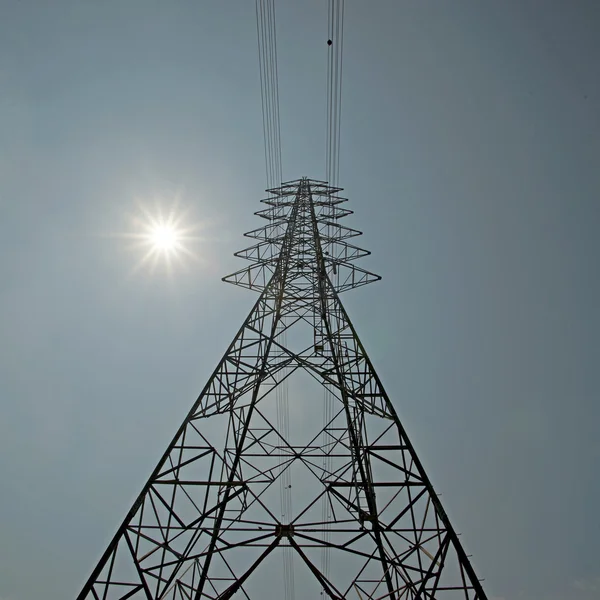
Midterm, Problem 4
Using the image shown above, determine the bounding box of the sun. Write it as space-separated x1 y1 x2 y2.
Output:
139 213 189 266
148 222 181 254
121 197 206 275
136 213 194 272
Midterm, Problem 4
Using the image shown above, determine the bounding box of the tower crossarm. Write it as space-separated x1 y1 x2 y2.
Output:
223 178 381 294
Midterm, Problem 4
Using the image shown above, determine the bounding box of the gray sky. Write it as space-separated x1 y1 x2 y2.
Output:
1 1 599 599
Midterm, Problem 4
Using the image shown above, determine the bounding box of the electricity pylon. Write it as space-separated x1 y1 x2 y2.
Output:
77 178 487 600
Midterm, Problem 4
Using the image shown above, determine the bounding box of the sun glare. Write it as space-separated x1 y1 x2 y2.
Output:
122 197 206 275
149 223 180 253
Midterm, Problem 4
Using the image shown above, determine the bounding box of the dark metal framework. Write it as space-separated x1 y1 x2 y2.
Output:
77 178 487 600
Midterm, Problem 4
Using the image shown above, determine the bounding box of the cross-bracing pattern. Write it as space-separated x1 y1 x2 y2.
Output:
77 178 487 600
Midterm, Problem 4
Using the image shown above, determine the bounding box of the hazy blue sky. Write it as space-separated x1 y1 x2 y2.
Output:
1 1 599 599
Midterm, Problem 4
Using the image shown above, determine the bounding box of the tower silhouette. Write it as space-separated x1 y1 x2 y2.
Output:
77 178 487 599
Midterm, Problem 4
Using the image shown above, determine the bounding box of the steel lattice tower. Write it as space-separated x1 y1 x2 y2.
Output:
77 178 487 600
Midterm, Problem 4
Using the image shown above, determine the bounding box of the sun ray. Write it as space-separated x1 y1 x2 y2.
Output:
117 195 208 277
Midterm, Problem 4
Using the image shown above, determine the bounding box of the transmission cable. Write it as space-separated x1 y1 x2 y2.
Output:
256 0 283 190
323 0 345 592
255 4 294 600
326 0 345 189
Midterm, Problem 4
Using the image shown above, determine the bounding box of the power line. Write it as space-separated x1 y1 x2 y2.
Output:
256 4 293 600
326 0 345 189
323 2 345 592
256 0 283 189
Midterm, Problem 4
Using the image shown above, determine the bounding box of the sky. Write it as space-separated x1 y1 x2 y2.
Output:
1 1 599 599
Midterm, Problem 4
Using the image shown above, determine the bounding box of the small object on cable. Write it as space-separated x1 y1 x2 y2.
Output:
327 39 332 46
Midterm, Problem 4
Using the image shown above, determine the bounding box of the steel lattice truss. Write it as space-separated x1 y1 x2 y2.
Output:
77 178 487 600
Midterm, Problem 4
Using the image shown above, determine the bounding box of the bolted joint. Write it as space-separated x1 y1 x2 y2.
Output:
358 511 376 529
275 523 295 538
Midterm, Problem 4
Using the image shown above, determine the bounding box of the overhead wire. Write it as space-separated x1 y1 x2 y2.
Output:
255 3 293 600
256 1 347 595
323 0 345 592
326 0 345 189
256 0 283 190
